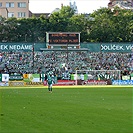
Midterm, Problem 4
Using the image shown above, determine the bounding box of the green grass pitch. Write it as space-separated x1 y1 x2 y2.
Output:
0 86 132 133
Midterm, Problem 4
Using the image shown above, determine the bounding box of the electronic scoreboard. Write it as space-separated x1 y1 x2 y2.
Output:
46 32 80 46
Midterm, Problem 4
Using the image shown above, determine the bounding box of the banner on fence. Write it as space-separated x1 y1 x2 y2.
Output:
0 82 9 86
2 74 9 82
77 80 109 85
23 74 40 82
112 80 133 85
9 74 23 81
25 82 43 86
44 80 75 86
9 81 25 86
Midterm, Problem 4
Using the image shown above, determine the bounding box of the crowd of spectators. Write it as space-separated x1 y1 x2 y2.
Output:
0 51 133 79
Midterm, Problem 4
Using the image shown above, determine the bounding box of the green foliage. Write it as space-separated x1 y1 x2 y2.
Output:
49 6 74 32
0 6 133 42
89 7 133 42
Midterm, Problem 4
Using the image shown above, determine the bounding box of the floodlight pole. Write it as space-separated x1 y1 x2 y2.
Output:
67 43 68 66
33 43 35 73
130 29 133 72
25 34 27 42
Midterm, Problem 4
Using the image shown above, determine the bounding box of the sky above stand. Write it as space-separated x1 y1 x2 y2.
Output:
29 0 109 13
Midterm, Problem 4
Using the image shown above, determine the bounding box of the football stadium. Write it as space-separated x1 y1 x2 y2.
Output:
0 0 133 133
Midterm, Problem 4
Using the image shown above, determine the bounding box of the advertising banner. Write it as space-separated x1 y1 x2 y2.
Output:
77 80 109 85
81 43 133 53
44 80 75 86
9 81 25 86
9 81 43 86
43 80 112 86
0 74 9 86
9 74 23 81
0 43 46 52
122 75 130 80
0 82 9 86
112 80 133 85
23 74 41 82
0 43 132 53
25 82 43 86
101 43 133 53
2 74 9 82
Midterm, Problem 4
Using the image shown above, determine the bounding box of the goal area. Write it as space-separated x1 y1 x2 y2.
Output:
75 70 121 85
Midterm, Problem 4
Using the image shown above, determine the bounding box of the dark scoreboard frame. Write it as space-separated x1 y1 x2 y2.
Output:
46 32 80 46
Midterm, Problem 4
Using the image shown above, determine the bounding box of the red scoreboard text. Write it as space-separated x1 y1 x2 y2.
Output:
47 33 80 45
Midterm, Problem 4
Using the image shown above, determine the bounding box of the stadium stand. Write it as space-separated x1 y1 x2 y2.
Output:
0 51 132 80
